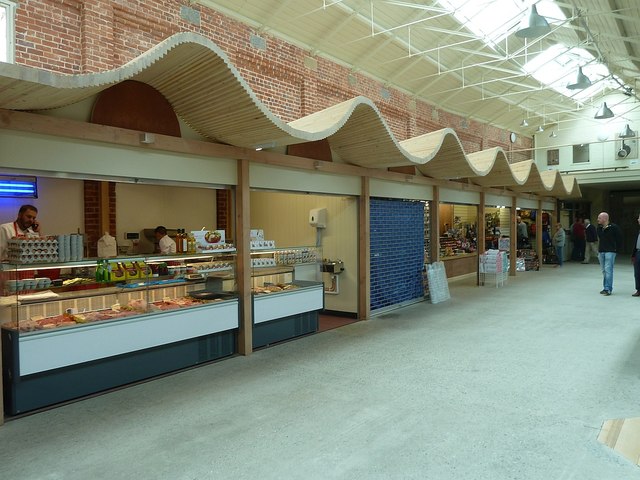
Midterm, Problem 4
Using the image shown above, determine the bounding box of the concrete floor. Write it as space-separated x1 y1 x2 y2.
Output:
2 260 640 479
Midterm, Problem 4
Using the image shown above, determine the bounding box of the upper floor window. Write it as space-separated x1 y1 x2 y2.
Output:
0 0 16 63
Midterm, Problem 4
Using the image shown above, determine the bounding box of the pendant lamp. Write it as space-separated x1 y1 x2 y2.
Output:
536 125 544 133
549 131 557 138
566 66 592 90
520 118 529 127
619 124 636 138
594 102 614 119
514 5 551 38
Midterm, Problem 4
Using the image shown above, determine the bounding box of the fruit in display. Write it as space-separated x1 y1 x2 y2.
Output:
204 231 222 243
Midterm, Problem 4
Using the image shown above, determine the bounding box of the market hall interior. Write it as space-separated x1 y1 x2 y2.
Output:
1 259 639 480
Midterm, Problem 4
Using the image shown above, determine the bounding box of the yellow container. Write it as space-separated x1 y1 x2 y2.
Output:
109 263 126 282
123 262 140 280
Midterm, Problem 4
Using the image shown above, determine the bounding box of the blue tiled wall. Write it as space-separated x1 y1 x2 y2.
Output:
370 198 425 311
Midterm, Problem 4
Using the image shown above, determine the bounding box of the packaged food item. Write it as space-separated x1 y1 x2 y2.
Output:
109 262 126 282
135 261 152 278
123 262 140 280
97 232 117 258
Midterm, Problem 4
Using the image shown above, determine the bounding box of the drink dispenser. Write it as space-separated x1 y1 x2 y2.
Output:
321 259 344 294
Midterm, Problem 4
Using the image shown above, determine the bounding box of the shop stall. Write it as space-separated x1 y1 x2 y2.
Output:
483 206 511 251
438 203 478 278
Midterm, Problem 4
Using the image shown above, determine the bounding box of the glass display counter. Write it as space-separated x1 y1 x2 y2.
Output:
249 246 323 348
0 251 239 415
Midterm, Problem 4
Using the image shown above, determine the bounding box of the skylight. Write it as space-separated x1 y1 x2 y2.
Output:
437 0 564 47
522 44 614 102
437 0 615 103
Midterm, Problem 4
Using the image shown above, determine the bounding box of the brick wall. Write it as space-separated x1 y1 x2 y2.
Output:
83 180 116 257
370 198 425 311
216 189 230 240
13 0 532 153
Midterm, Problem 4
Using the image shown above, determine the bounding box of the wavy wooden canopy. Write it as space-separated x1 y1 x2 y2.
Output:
0 32 580 198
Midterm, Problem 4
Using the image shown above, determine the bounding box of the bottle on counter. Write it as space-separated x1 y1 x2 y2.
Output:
104 261 112 281
187 232 196 254
181 229 188 254
176 229 183 253
95 260 105 283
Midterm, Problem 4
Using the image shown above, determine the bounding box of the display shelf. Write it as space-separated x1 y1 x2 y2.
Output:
439 236 477 258
0 251 236 310
250 246 320 266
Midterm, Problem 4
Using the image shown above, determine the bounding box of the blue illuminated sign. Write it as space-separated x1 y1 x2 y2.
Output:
0 176 38 198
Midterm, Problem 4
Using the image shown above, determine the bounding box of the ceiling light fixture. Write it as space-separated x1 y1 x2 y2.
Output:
619 124 636 138
514 5 551 39
549 131 557 138
594 102 614 119
536 125 544 133
520 118 529 127
566 66 592 90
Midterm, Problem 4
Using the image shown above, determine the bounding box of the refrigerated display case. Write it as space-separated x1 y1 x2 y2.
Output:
0 250 239 415
249 245 323 348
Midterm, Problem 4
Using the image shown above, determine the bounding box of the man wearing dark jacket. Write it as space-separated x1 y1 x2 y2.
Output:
582 218 598 264
597 212 623 296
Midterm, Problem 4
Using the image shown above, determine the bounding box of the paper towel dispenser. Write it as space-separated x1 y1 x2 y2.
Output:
309 208 327 228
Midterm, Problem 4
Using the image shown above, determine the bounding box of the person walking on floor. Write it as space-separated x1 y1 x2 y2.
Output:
582 218 598 264
597 212 623 296
571 216 585 261
632 213 640 297
552 223 566 267
517 216 528 249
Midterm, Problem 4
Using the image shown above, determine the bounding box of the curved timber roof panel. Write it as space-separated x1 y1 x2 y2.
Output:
0 32 580 198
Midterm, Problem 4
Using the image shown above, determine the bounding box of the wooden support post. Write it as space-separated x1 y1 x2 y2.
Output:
478 192 485 285
235 159 252 355
99 181 110 236
358 177 370 320
431 187 440 263
537 200 543 266
510 196 517 276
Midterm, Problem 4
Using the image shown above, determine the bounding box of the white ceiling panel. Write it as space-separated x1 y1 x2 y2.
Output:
199 0 640 135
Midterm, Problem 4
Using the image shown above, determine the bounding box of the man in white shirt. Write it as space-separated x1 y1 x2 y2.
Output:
154 226 176 254
0 204 41 260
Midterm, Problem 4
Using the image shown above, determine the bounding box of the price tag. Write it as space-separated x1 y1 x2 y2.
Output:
30 315 44 322
111 303 121 311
